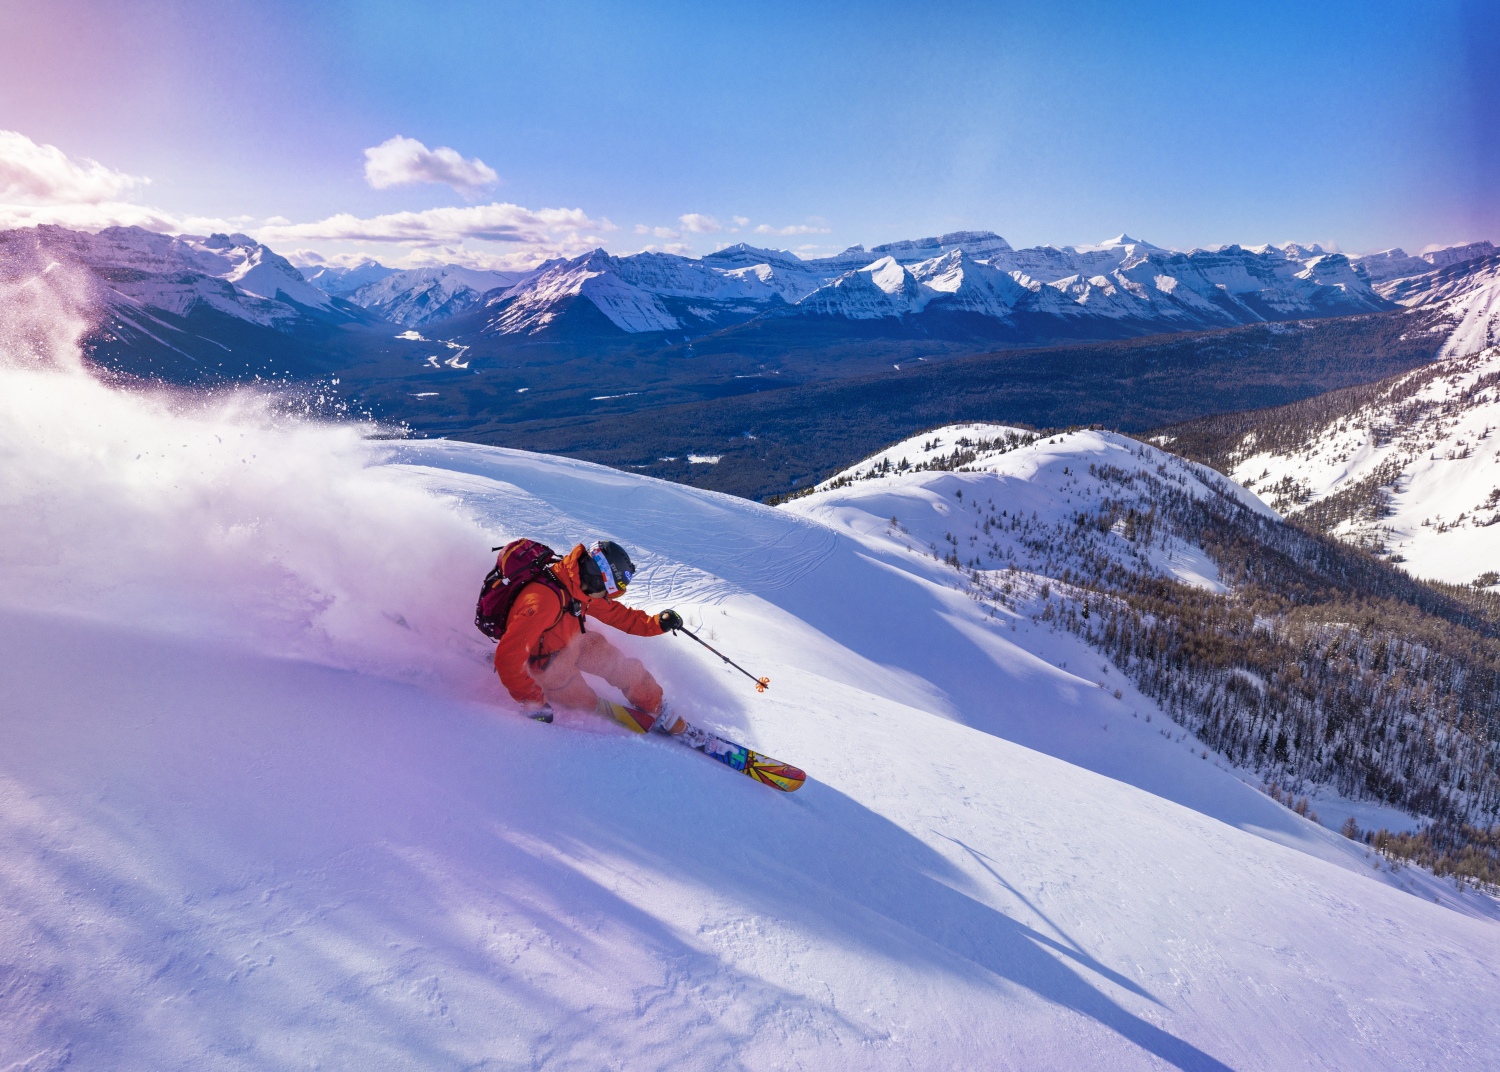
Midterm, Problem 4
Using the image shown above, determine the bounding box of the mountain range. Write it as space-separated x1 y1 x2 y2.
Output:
7 221 1494 370
6 222 1500 463
0 224 383 381
436 233 1397 343
337 264 527 327
348 232 1500 354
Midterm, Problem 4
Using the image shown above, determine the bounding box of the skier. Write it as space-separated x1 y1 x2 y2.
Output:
486 539 685 729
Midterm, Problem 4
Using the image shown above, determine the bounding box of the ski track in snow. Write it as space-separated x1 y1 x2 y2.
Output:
2 310 1500 1069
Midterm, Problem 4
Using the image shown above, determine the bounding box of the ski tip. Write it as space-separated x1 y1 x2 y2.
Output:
748 761 806 792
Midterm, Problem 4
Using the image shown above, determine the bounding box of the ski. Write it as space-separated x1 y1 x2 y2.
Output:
597 699 806 792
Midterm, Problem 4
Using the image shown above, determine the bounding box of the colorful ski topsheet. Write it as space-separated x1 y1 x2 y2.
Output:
705 742 807 792
597 700 805 792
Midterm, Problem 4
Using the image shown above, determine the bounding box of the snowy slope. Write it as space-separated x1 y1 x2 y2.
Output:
1210 346 1500 586
1378 254 1500 357
4 289 1500 1069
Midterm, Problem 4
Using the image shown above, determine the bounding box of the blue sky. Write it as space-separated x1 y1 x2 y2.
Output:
0 0 1494 266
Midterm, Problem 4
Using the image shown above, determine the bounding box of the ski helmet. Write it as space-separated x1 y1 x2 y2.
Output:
582 540 636 597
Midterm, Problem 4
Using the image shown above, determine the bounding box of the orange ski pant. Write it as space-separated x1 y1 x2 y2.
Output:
528 631 663 714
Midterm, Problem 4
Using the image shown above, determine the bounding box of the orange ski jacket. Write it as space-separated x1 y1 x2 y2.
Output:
493 543 663 705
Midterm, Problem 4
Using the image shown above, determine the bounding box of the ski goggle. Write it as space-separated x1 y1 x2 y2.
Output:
590 544 633 596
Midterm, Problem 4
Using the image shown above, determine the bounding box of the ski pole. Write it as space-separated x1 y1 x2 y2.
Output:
674 625 770 692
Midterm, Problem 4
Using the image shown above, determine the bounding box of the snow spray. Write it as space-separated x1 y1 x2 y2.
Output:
0 264 500 696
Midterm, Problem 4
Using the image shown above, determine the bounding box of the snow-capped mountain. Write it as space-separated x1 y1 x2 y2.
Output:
479 247 784 336
797 255 932 319
988 233 1164 279
0 224 344 327
467 232 1395 344
5 223 1495 395
1356 241 1497 283
910 248 1031 317
1159 344 1500 587
300 258 397 296
346 264 528 327
6 313 1500 1068
866 227 1018 263
0 224 370 380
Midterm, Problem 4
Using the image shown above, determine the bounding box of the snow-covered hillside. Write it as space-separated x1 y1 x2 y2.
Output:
4 282 1500 1069
1377 253 1500 357
787 423 1500 825
1169 346 1500 588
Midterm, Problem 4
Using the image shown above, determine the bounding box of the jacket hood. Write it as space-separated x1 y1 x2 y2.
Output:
557 544 601 602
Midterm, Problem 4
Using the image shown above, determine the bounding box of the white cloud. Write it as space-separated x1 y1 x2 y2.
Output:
286 248 393 269
363 135 498 194
679 213 723 234
0 130 147 204
0 130 170 233
0 128 639 275
0 130 257 237
732 215 750 228
257 202 610 249
0 199 247 237
635 242 696 257
289 242 548 273
755 218 832 236
396 244 553 271
633 224 682 240
288 248 329 266
0 201 175 232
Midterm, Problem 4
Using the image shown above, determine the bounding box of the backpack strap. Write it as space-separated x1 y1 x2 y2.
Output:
525 567 588 637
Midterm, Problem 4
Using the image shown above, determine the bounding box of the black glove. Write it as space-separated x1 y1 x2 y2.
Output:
658 609 683 632
527 704 554 724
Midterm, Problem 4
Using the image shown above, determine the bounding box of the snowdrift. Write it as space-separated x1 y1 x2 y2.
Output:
3 274 1500 1070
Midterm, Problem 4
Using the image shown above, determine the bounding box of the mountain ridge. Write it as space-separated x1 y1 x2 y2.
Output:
461 235 1396 345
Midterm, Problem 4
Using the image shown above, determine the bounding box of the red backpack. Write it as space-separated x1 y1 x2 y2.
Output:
475 539 572 640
